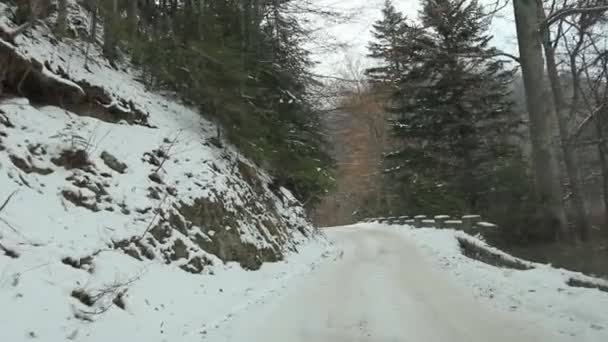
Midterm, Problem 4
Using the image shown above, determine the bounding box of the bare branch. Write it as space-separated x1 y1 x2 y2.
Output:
546 5 608 27
0 191 18 214
138 194 169 241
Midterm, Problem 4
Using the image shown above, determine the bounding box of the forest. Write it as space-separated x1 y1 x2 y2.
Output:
5 0 608 268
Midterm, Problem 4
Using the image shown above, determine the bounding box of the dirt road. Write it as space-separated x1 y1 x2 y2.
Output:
205 227 566 341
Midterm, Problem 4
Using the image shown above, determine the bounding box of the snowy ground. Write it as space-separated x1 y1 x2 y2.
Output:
1 2 323 341
2 1 606 341
205 224 608 342
0 236 333 342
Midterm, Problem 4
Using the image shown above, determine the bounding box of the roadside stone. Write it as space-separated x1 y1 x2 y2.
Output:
101 151 128 174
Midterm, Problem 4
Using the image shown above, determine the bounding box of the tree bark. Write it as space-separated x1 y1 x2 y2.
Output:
126 0 138 40
84 0 98 70
537 2 590 242
102 0 118 62
593 110 608 237
512 0 569 241
16 0 33 24
57 0 68 37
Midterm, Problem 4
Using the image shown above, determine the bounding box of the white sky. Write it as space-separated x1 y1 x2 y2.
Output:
306 0 518 77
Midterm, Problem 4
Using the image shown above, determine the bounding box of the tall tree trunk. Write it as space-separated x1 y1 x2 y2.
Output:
593 104 608 238
240 0 250 89
103 0 118 62
512 0 569 241
197 0 206 39
16 0 33 24
84 0 98 70
127 0 138 40
537 2 590 242
57 0 68 37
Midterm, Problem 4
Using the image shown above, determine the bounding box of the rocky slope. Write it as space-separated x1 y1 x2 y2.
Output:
0 2 326 340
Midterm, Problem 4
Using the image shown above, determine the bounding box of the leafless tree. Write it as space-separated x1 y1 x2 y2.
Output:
537 0 608 241
537 0 592 241
513 0 570 241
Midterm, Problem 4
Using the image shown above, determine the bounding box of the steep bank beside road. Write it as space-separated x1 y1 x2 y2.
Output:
0 1 326 340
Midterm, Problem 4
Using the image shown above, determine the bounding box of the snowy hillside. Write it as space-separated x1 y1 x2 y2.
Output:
0 1 330 340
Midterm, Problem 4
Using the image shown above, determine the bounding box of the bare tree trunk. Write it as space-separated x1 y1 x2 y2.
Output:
512 0 569 241
84 0 98 70
56 0 68 37
593 111 608 236
537 2 590 242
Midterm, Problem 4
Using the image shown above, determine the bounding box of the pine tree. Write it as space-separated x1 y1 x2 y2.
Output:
381 0 522 213
366 0 408 84
121 0 334 206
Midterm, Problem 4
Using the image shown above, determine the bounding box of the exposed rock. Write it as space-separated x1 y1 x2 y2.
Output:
0 39 85 106
150 224 172 244
179 256 210 274
169 239 189 261
61 255 94 272
10 154 53 175
178 198 282 270
62 189 100 212
458 237 533 270
51 149 91 170
71 288 94 307
112 238 155 261
567 278 608 293
147 186 162 200
166 186 178 197
0 110 14 127
112 291 127 310
0 242 20 258
100 151 127 174
238 160 265 195
27 143 47 156
149 172 163 184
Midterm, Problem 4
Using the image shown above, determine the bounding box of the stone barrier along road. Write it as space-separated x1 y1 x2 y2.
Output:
363 215 498 231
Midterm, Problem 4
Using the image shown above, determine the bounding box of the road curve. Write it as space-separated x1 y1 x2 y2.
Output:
205 226 566 342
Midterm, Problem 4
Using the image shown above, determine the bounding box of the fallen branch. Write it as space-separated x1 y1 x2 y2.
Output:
138 193 169 241
0 190 18 213
17 65 32 97
0 191 28 238
154 131 182 173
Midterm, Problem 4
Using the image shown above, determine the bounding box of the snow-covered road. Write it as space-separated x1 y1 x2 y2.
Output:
205 227 567 342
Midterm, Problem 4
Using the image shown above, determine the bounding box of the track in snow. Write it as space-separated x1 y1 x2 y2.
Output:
205 227 566 342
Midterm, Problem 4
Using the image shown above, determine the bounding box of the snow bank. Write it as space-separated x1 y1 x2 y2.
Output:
361 223 608 341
